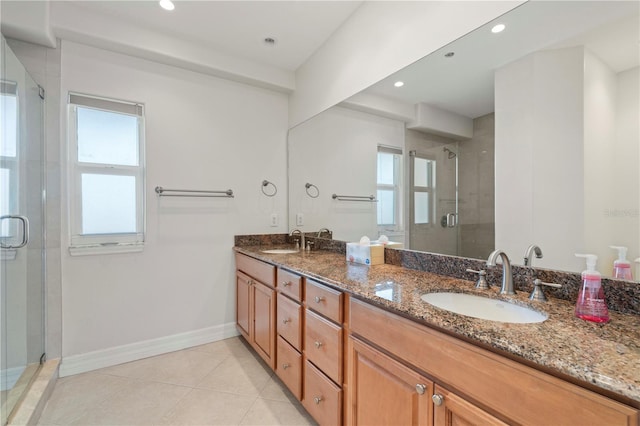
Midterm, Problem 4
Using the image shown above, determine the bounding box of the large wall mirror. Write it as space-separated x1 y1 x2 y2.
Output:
288 1 639 280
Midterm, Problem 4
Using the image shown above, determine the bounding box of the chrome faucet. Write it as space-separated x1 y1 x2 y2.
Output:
524 244 543 267
317 228 332 238
486 249 515 295
290 229 304 250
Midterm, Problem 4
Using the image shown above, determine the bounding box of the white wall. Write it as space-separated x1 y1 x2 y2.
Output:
59 41 288 369
288 106 404 242
495 47 585 272
289 1 523 127
496 48 639 275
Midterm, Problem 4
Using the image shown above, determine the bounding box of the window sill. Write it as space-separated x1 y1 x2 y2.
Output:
69 243 144 256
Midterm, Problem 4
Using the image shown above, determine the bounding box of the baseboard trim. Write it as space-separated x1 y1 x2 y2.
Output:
59 322 239 377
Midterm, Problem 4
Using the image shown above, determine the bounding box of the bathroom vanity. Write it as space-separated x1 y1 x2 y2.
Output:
234 246 639 425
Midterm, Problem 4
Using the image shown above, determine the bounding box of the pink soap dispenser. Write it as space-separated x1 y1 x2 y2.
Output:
610 246 633 280
574 254 609 323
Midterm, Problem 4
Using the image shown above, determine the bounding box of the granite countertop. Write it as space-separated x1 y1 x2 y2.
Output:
234 245 640 405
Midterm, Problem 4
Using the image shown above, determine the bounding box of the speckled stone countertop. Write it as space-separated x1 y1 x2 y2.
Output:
234 245 640 406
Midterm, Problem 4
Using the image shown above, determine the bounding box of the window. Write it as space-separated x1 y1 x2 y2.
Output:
377 146 402 230
411 154 435 225
0 81 18 242
68 93 145 254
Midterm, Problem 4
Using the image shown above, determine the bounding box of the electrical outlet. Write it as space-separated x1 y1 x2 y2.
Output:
270 213 278 227
296 213 304 226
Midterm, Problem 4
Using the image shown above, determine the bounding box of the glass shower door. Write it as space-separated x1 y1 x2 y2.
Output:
409 143 459 255
0 37 45 425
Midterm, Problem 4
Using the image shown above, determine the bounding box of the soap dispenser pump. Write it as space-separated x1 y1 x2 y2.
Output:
610 246 633 280
574 254 609 323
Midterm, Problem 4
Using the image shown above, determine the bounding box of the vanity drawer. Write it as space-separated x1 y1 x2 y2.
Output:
276 336 302 400
306 279 343 324
277 268 303 302
235 253 275 287
305 309 343 385
303 360 342 426
277 292 302 350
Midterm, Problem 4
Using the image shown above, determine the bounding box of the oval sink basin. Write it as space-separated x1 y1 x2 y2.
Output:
261 249 299 254
420 292 547 324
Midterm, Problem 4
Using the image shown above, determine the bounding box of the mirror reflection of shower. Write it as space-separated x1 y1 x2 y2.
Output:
443 147 457 159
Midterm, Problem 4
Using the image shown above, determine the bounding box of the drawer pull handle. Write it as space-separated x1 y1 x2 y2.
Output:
314 341 323 349
416 384 426 395
282 363 290 370
314 296 325 303
313 396 323 405
282 281 291 287
282 318 291 324
432 394 444 406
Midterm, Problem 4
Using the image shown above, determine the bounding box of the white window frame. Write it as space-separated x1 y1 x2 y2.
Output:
410 152 436 226
68 93 145 255
377 145 403 232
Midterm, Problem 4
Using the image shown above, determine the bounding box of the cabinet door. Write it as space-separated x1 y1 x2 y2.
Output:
253 280 276 369
236 271 252 340
347 337 433 426
433 385 507 426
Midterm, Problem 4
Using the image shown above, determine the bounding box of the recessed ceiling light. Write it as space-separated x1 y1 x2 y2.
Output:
444 52 455 58
491 23 506 33
159 0 175 11
394 81 404 88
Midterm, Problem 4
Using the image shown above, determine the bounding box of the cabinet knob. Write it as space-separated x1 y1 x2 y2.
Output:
416 384 426 395
282 363 290 370
313 396 323 405
314 296 325 303
314 341 323 349
432 394 444 406
282 318 291 324
282 281 291 287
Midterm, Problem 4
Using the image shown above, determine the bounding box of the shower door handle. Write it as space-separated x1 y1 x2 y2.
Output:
0 215 30 249
446 213 457 228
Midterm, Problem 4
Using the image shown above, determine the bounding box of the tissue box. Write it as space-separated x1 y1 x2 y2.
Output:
346 243 384 266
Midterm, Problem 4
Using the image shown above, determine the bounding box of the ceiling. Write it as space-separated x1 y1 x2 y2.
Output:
52 1 363 72
363 1 639 119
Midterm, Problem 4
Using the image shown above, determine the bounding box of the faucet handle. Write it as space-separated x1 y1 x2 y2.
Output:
466 269 489 290
529 279 562 302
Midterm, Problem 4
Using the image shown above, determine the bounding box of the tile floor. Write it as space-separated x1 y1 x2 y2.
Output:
37 337 317 425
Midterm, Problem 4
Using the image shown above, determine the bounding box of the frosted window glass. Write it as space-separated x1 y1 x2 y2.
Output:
414 193 430 224
81 174 136 235
77 107 138 166
0 94 17 157
377 189 395 225
414 158 431 187
377 152 395 185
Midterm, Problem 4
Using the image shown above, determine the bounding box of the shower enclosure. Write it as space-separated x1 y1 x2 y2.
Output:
409 142 460 256
0 36 45 424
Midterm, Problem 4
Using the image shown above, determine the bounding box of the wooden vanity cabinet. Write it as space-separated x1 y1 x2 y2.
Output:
347 336 433 426
432 385 507 426
303 278 345 425
234 253 276 369
275 268 304 400
348 297 639 426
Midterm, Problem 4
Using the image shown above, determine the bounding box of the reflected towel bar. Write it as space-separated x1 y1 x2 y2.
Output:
332 194 377 202
155 187 234 198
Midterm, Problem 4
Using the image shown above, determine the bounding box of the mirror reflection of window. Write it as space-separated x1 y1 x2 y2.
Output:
376 146 402 232
412 155 435 225
0 81 18 238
